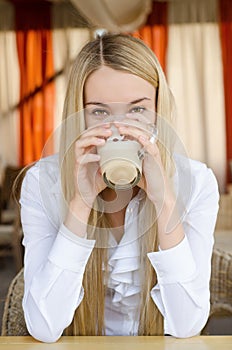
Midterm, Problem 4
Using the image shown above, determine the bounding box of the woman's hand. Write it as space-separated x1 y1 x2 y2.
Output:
73 123 112 208
64 124 112 236
116 115 185 249
115 116 166 208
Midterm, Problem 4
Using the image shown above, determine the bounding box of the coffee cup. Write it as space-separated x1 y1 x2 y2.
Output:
97 125 142 190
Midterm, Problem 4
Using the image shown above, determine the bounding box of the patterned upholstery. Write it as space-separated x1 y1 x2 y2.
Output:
201 248 232 334
209 248 232 315
1 268 29 336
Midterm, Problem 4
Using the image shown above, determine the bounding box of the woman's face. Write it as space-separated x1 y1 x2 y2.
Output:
84 65 156 128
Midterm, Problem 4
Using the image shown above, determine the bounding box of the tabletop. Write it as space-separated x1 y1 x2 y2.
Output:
0 336 232 350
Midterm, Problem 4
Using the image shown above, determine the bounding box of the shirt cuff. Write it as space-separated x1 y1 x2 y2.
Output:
147 236 197 284
48 224 96 272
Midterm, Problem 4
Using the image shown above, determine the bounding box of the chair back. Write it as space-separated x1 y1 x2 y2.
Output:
1 268 29 336
210 248 232 315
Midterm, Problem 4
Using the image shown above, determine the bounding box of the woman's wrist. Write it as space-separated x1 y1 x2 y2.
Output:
155 192 185 250
64 196 92 238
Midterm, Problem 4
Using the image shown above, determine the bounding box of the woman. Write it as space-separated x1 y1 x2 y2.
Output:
20 34 219 342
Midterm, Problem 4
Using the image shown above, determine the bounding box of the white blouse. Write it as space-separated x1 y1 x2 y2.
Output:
20 153 219 343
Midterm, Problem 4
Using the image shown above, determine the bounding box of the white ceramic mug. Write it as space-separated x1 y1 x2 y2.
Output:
97 125 142 190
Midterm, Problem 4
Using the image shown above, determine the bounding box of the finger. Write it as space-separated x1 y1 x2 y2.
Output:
79 126 112 144
116 124 149 143
118 121 158 143
76 153 101 166
138 135 160 157
114 118 147 132
75 136 106 154
83 122 111 135
74 126 112 157
115 113 157 137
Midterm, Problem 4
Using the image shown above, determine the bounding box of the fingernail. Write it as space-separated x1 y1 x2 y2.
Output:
97 138 105 144
139 135 148 142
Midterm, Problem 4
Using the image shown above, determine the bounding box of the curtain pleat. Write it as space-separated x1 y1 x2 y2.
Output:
52 26 91 152
219 0 232 184
166 0 226 192
132 1 168 71
14 2 55 165
52 27 91 128
0 1 19 177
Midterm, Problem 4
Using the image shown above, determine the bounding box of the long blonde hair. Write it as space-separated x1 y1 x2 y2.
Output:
60 34 176 336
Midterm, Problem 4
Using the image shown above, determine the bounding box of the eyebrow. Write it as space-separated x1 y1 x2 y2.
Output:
85 97 151 106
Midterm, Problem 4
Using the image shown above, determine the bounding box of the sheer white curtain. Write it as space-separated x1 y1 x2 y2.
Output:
166 0 226 192
52 28 91 128
0 1 19 182
51 3 91 152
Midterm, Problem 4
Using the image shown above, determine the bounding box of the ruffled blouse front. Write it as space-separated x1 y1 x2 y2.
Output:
104 192 144 335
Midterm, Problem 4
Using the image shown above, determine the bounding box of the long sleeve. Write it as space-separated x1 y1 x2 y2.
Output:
20 158 95 342
20 154 219 341
147 161 219 337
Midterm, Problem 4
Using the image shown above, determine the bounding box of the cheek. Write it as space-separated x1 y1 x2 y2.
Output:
85 112 99 128
143 107 156 125
149 111 156 124
85 113 106 129
85 113 92 128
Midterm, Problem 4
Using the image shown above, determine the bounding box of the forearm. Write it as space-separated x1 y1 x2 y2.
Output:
148 236 209 338
151 281 210 337
23 224 96 342
155 190 185 250
64 196 92 238
23 265 85 342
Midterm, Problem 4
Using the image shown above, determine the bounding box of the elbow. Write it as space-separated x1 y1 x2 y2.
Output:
23 294 63 343
35 334 61 343
170 328 201 339
26 321 62 343
31 333 61 343
169 308 210 338
24 308 62 343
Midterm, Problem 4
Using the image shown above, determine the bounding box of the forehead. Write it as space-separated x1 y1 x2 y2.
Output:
84 66 155 104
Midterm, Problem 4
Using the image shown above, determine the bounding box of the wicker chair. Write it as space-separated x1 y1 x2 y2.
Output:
209 248 232 316
1 268 29 336
0 216 23 272
215 194 232 230
201 248 232 334
0 165 22 225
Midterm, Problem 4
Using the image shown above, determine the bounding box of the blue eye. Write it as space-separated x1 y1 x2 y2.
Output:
130 106 146 114
92 109 110 117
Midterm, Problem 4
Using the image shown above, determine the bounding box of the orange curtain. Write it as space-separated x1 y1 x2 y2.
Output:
132 1 168 72
219 0 232 183
14 1 55 166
